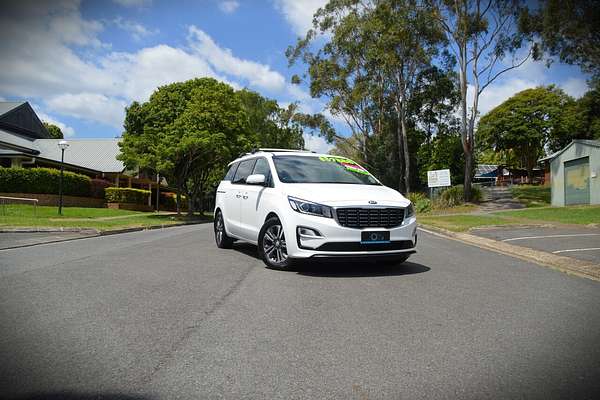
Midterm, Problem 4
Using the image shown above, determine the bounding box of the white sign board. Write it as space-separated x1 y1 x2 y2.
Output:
427 169 451 188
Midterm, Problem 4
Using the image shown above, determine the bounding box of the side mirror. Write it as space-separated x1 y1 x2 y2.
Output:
246 174 266 185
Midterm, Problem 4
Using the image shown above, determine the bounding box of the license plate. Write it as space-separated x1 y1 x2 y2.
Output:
361 231 390 244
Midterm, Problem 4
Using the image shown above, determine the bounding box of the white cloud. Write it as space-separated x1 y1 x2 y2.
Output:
219 1 240 14
0 1 296 129
112 0 151 7
46 93 127 129
273 0 327 36
113 17 157 41
187 26 286 92
561 78 588 99
303 133 333 154
32 104 76 137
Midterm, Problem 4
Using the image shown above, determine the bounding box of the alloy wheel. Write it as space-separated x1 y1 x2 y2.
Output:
262 224 287 264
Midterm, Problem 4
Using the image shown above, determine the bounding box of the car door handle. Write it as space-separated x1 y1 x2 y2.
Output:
242 194 248 199
235 194 242 198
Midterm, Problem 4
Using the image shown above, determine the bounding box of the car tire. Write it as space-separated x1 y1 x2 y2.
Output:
259 217 294 270
214 210 234 249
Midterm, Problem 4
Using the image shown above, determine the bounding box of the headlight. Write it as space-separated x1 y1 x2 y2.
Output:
405 203 415 218
288 196 333 218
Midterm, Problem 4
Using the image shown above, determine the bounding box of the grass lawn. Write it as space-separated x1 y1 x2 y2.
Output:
419 205 600 232
0 204 211 230
510 185 551 206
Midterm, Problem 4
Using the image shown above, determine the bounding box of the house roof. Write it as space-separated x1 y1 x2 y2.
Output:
0 128 39 154
0 102 26 116
475 164 498 178
539 139 600 162
33 139 125 173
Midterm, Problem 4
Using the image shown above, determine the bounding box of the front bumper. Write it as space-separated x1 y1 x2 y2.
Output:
283 211 417 259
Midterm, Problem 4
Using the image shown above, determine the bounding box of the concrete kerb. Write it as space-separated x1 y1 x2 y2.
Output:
0 220 211 250
418 224 600 282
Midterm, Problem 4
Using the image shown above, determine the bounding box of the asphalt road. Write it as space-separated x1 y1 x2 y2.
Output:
472 226 600 263
1 224 599 400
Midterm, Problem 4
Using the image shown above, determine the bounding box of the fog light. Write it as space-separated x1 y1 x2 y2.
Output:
297 226 322 237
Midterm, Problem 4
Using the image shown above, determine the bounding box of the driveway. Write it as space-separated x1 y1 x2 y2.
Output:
471 225 600 264
1 224 599 399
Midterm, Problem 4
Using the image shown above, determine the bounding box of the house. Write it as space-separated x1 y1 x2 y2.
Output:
474 164 544 186
539 140 600 206
0 101 158 191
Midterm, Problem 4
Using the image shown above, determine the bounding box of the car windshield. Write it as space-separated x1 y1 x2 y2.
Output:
272 155 381 185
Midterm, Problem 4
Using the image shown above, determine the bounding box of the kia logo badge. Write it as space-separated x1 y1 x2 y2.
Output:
368 200 377 204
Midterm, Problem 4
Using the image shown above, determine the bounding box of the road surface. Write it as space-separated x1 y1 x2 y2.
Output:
1 224 599 399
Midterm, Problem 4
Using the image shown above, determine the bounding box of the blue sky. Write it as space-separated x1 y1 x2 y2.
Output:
0 0 591 153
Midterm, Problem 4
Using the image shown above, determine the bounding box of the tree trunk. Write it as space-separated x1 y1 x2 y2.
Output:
464 150 473 201
176 189 181 216
396 112 406 194
187 196 194 217
400 107 410 194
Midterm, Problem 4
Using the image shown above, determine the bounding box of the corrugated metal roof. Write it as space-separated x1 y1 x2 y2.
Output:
475 164 498 178
0 128 38 153
33 139 125 173
539 139 600 162
0 102 25 116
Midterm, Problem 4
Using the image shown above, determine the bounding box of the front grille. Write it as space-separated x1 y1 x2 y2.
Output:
336 207 405 228
316 240 414 252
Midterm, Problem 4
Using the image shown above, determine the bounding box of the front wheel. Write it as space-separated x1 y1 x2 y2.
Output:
259 217 294 270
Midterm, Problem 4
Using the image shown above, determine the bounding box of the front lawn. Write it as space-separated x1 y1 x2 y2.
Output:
0 205 210 230
419 205 600 232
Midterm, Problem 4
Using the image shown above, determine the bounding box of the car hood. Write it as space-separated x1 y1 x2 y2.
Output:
282 183 409 207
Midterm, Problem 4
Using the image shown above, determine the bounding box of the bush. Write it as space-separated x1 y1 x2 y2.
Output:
437 184 482 208
407 192 431 213
0 167 91 197
90 179 111 199
105 187 150 204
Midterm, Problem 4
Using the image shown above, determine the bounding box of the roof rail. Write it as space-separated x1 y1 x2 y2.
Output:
255 148 314 153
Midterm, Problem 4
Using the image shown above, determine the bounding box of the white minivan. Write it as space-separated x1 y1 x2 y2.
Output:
214 149 417 269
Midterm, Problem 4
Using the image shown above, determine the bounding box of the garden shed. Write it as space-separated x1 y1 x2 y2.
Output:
539 140 600 206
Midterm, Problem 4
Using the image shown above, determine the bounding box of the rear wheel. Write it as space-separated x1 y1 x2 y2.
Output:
214 211 234 249
259 217 294 270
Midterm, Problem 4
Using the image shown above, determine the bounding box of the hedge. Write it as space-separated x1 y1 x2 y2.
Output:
0 167 91 197
105 187 150 204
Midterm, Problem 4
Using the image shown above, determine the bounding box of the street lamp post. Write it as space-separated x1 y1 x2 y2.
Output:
57 140 69 215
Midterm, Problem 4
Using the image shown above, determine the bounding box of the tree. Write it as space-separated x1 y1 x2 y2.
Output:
237 89 305 149
119 78 254 215
429 0 532 200
575 83 600 140
288 0 447 193
519 0 600 81
477 86 575 179
43 122 63 139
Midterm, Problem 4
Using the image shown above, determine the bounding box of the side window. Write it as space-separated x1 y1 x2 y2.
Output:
223 163 238 181
232 159 256 184
252 157 273 186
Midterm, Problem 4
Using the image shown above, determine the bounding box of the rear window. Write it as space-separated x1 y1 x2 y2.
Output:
232 159 257 184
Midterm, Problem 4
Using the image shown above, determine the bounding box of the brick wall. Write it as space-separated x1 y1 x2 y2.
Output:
0 193 105 208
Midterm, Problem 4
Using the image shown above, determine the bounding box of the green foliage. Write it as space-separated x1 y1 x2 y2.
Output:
105 187 150 204
237 89 305 149
478 86 576 177
520 0 600 81
407 192 432 213
510 185 551 205
437 185 482 208
417 122 465 188
42 122 64 139
0 167 91 196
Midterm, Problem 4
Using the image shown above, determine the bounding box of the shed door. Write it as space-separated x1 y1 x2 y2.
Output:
564 157 590 205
